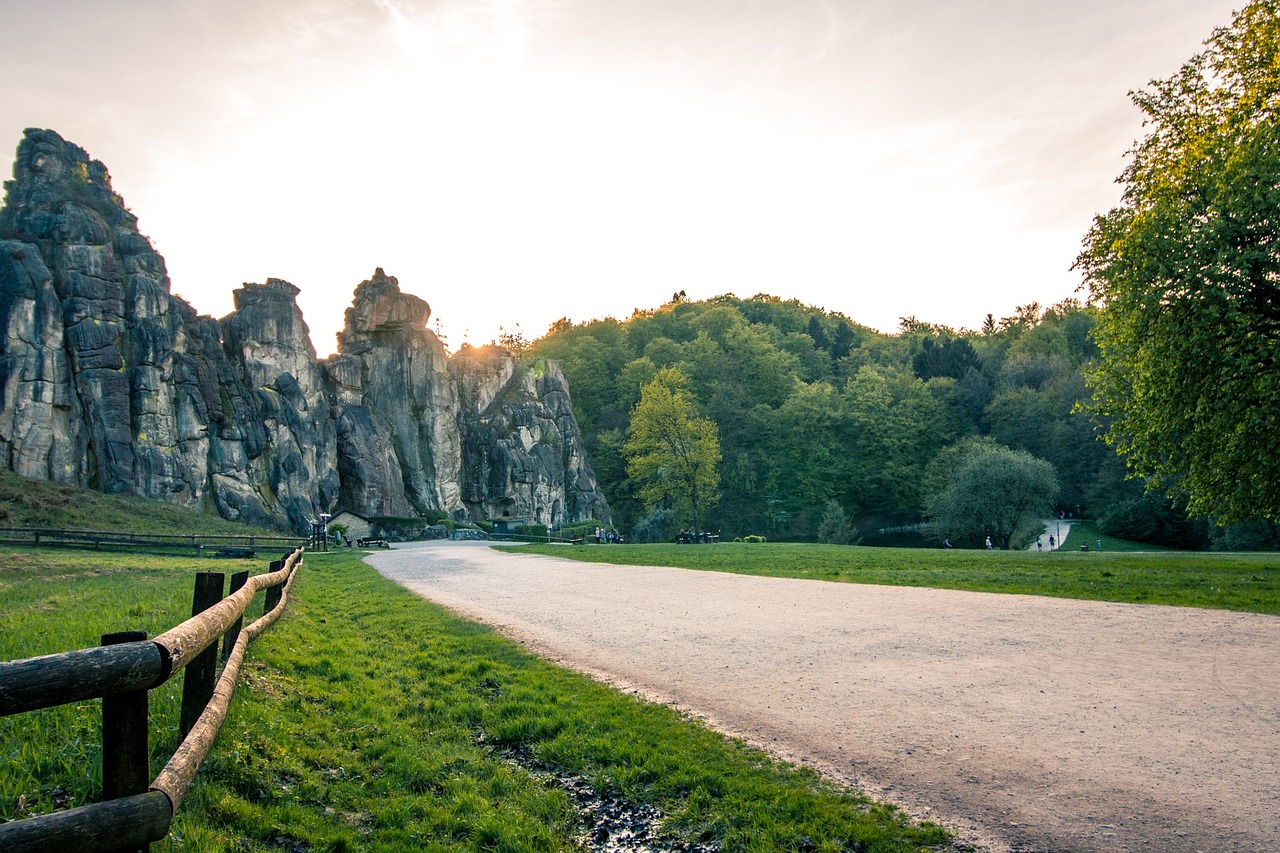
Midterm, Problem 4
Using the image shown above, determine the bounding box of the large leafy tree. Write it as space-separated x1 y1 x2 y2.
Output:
624 367 722 533
1076 1 1280 521
925 440 1059 549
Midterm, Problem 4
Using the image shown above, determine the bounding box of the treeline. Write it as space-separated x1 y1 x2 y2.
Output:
532 294 1277 550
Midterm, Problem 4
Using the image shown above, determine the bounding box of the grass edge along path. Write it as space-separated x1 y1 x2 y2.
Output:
0 548 952 852
513 541 1280 615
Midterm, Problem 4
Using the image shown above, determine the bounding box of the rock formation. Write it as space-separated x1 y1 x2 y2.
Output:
0 128 609 531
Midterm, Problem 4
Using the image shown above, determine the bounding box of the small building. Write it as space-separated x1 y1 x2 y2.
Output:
329 510 376 542
491 517 531 536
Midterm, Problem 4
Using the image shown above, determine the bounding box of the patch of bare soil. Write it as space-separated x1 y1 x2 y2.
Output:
368 542 1280 853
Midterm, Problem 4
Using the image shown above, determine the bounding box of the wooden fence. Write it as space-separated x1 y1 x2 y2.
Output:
0 527 306 557
0 547 306 852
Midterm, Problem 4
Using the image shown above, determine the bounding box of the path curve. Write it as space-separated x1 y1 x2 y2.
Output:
367 541 1280 853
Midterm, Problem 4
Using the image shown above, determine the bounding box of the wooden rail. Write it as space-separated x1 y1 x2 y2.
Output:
0 548 305 852
0 526 306 556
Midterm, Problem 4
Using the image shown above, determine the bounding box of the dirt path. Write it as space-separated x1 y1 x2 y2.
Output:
366 541 1280 853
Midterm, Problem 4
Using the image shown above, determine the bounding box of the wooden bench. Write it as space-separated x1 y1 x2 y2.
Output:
212 546 256 559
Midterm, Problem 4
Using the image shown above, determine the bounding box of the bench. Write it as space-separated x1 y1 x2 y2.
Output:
213 546 256 559
356 538 390 549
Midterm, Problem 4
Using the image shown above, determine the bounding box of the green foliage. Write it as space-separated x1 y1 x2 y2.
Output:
1100 495 1211 550
817 500 858 545
518 542 1280 614
530 293 1200 543
624 367 722 533
925 439 1060 549
1076 1 1280 522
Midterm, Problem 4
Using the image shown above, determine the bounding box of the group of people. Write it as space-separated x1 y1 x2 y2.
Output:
594 527 620 544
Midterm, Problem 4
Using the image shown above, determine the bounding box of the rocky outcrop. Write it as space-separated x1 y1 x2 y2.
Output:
326 270 460 517
0 128 609 531
451 347 609 526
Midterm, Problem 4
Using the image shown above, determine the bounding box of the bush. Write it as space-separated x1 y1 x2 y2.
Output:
1209 518 1280 552
630 507 676 544
742 534 767 543
1100 496 1209 550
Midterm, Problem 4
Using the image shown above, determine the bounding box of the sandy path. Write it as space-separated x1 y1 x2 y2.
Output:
366 541 1280 853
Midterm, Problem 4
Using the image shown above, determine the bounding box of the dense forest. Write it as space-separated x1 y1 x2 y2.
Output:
530 294 1278 550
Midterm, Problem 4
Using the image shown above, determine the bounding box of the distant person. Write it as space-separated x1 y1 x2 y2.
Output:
944 538 952 549
1037 538 1043 551
985 536 993 549
1049 535 1055 548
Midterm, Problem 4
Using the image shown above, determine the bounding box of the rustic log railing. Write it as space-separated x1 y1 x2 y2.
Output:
0 547 305 852
0 526 306 556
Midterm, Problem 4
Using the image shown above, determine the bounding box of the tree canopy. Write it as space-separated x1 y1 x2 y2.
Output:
533 294 1125 544
925 439 1060 550
1076 0 1280 522
624 366 722 534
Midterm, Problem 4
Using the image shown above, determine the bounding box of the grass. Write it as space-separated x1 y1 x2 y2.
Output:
514 541 1280 615
1 547 951 852
1056 519 1171 552
0 469 285 536
0 548 266 821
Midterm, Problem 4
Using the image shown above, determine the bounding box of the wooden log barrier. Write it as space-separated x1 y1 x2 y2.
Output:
152 552 302 812
179 573 225 739
0 642 166 717
221 570 250 662
0 791 173 853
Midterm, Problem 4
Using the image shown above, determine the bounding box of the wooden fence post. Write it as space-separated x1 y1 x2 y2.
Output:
101 630 151 853
221 570 250 662
263 560 284 614
180 572 225 738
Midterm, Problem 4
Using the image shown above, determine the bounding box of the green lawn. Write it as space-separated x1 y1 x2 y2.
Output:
1 548 950 852
515 541 1280 614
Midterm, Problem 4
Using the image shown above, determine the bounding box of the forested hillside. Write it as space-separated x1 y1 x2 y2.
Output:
532 294 1276 550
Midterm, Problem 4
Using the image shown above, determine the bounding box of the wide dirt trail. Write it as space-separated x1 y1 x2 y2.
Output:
367 541 1280 853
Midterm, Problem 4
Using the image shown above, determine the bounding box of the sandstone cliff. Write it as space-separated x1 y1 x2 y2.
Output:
0 129 609 531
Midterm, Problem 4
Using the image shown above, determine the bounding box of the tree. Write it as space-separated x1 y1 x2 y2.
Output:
925 440 1059 549
624 367 721 533
1075 1 1280 521
911 336 982 381
496 324 530 357
817 500 858 544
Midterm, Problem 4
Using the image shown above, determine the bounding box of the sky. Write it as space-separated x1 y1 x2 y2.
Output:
0 0 1243 356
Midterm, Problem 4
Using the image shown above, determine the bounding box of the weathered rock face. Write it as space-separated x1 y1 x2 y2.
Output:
0 129 609 531
327 269 460 517
451 347 610 526
0 128 214 505
222 278 340 530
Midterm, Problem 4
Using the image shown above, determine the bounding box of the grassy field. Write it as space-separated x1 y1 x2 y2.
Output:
517 539 1280 615
0 470 285 536
0 547 951 852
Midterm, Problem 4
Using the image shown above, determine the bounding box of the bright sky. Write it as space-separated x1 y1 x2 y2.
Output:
0 0 1241 356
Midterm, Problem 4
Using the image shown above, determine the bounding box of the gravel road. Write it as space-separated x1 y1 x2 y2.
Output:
366 541 1280 853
